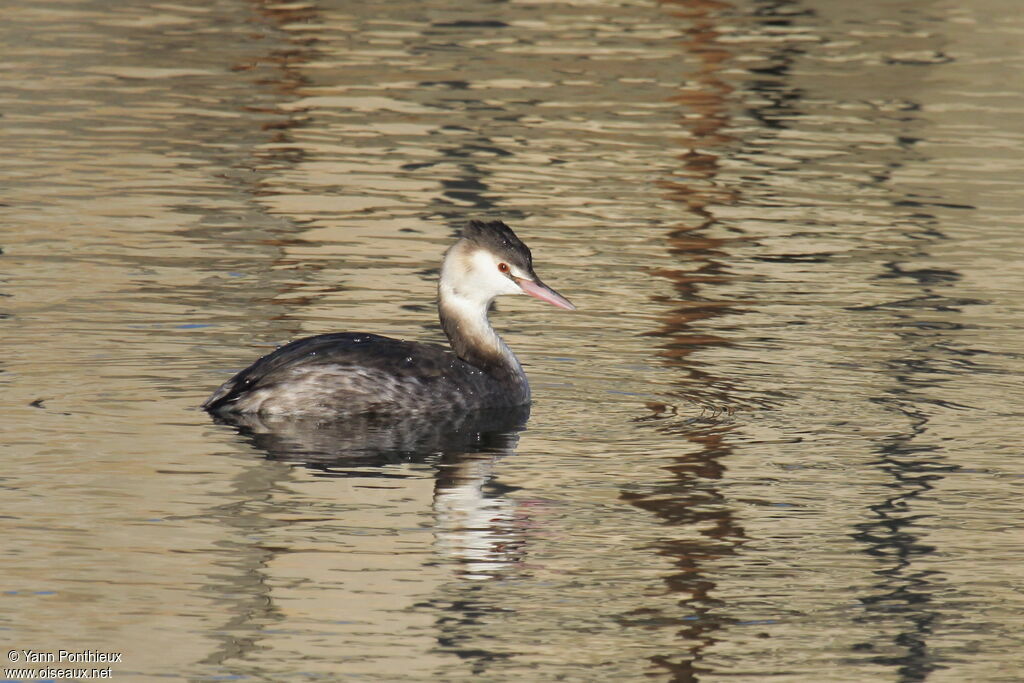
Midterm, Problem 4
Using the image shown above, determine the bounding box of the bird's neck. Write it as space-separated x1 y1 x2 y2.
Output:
438 286 529 395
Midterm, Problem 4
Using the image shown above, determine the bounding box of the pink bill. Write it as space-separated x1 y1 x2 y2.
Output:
516 277 576 311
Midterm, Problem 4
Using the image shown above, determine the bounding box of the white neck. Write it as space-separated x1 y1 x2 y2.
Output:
438 283 526 385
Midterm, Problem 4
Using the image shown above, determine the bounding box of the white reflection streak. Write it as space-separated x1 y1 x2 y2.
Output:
433 455 521 581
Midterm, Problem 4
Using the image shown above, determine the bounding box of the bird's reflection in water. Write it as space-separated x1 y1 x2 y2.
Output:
214 405 528 464
433 444 527 580
212 405 531 579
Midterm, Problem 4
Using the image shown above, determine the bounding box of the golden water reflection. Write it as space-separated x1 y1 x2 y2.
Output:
2 0 1023 680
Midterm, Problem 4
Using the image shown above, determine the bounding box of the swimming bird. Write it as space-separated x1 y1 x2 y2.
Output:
202 220 575 416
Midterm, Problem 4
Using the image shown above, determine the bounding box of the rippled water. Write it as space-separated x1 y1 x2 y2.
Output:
3 0 1023 680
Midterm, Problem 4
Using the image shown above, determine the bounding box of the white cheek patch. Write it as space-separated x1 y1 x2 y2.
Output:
509 265 531 281
466 249 523 298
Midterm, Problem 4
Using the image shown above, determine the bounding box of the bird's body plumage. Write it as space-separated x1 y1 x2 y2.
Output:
201 332 527 415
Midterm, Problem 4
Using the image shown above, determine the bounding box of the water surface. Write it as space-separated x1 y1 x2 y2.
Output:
2 0 1023 680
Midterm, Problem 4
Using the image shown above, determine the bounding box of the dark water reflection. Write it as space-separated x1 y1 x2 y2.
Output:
216 406 529 466
2 0 1024 680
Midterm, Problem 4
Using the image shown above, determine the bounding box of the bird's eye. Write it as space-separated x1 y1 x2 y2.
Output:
498 262 510 273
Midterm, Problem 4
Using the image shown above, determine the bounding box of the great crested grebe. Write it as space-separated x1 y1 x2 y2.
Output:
202 220 575 416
